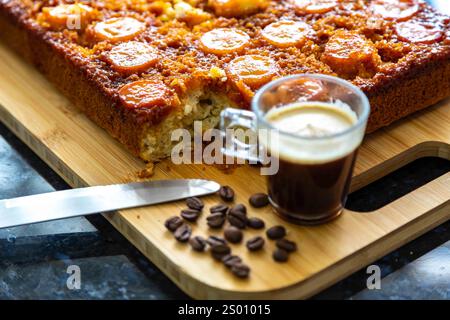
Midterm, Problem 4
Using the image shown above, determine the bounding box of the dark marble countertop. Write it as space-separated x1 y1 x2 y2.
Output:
1 0 450 300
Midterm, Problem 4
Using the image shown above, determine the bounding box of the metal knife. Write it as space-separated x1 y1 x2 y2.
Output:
0 179 220 229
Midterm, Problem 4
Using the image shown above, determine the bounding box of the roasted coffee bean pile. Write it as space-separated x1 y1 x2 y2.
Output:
163 186 298 279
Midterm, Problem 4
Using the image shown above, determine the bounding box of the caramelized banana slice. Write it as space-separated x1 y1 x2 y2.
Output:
106 41 158 75
322 30 380 76
369 0 420 22
209 0 269 18
119 80 173 109
41 3 96 30
396 22 444 44
261 20 312 48
227 54 278 89
294 0 337 14
200 28 250 55
93 17 145 43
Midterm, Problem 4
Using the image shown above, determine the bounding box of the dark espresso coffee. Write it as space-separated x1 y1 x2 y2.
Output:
263 102 359 225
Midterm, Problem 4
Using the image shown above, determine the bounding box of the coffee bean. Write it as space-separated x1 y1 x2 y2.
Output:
249 193 269 208
211 244 230 254
164 216 183 232
210 243 231 260
273 248 289 262
246 236 265 251
228 205 248 229
231 263 250 278
266 225 286 240
186 197 204 211
180 208 201 222
211 252 226 261
206 235 226 247
230 203 247 214
219 185 235 202
276 238 297 252
228 214 247 229
247 217 265 229
174 224 191 242
210 204 229 215
189 236 206 252
207 212 226 228
221 254 242 268
224 226 243 243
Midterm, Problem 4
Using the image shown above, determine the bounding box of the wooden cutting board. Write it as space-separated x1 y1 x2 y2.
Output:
1 42 450 299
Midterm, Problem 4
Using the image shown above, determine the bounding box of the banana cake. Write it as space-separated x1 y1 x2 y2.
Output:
0 0 449 161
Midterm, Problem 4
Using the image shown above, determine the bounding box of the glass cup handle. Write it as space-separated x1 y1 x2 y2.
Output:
220 108 261 163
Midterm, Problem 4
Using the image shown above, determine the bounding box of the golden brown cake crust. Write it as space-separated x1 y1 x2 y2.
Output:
0 5 145 157
1 0 450 159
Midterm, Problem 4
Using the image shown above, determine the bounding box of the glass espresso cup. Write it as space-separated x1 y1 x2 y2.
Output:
220 74 370 225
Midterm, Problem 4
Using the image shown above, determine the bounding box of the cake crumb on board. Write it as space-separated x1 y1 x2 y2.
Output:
137 162 155 179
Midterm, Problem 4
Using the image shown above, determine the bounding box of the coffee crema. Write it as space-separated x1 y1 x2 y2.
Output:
261 101 360 165
265 101 357 138
261 101 360 225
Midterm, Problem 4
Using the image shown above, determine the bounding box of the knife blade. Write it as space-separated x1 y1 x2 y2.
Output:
0 179 220 229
